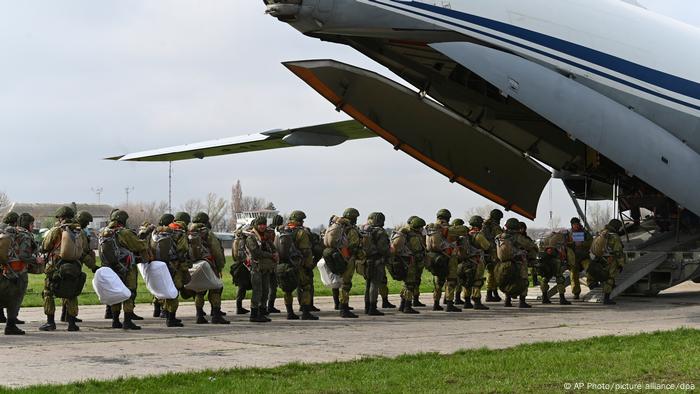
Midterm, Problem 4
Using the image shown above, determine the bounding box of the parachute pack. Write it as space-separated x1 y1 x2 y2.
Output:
387 229 410 281
98 228 134 277
323 216 350 249
188 224 212 262
51 260 86 299
496 233 520 262
494 260 527 297
590 230 612 258
425 223 449 253
232 230 249 263
58 225 84 261
151 227 177 263
275 226 303 266
308 230 324 264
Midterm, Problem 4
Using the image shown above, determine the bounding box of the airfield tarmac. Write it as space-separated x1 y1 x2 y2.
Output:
2 283 699 388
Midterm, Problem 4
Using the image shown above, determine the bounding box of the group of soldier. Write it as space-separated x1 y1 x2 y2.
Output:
0 205 626 335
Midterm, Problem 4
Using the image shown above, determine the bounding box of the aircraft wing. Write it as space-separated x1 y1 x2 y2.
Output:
107 120 374 162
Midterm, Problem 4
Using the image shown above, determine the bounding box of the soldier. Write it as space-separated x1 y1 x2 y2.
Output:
245 216 278 323
99 210 150 330
483 209 504 302
0 213 37 335
465 215 490 310
231 225 252 315
138 219 161 318
335 208 363 318
494 218 532 308
190 212 229 324
0 211 19 324
276 210 318 320
406 216 426 308
425 209 461 312
60 211 99 323
518 221 539 290
537 231 572 305
266 214 284 315
566 217 593 300
39 207 85 331
449 218 467 306
359 212 391 316
590 219 626 305
394 216 426 314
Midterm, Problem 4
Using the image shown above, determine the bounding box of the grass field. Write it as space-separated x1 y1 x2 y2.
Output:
20 257 441 307
4 329 698 393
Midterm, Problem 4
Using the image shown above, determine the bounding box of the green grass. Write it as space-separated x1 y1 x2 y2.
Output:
4 329 699 393
20 257 439 307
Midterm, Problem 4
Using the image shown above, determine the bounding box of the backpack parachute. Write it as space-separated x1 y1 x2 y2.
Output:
425 223 449 253
275 227 303 266
494 260 527 297
230 230 252 290
496 233 519 262
308 231 324 264
188 225 211 261
151 227 177 263
590 231 611 258
58 225 84 261
98 228 134 277
51 260 87 299
323 216 349 249
322 248 347 275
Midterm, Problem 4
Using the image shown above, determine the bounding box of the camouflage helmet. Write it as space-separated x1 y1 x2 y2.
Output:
468 215 484 227
368 212 385 226
18 213 34 230
288 211 306 223
570 217 581 224
55 206 75 219
505 218 520 230
489 209 504 220
342 208 360 220
2 212 19 225
519 221 527 231
193 212 210 224
436 209 452 220
159 214 175 226
252 216 267 226
76 211 93 227
451 218 465 226
607 219 623 231
175 212 191 225
407 216 418 225
111 210 129 224
409 216 426 230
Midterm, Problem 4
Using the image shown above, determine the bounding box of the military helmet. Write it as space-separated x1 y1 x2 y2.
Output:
271 214 284 226
289 211 306 223
252 216 267 226
368 212 386 226
468 215 484 227
193 212 210 224
111 210 129 224
505 218 520 230
451 218 465 226
343 208 360 220
519 221 528 231
175 212 191 225
436 209 452 220
407 216 418 225
2 212 19 225
570 217 581 224
409 216 426 230
18 213 34 230
55 206 75 219
607 219 623 231
159 213 175 226
489 209 504 220
76 211 93 227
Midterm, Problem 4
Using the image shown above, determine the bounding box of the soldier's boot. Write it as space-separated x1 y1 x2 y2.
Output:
485 290 497 302
518 295 532 309
454 292 464 305
167 311 184 327
211 308 230 325
112 312 123 329
573 293 580 300
472 297 489 310
413 294 426 307
153 302 161 318
123 314 141 330
445 301 462 312
492 291 502 302
128 312 144 321
381 297 396 309
364 300 370 315
339 304 358 318
368 302 385 316
10 316 25 325
267 301 281 314
236 299 249 315
309 303 321 312
4 320 24 335
403 300 419 314
432 300 444 311
196 307 209 324
60 304 67 322
542 293 552 304
301 305 319 320
104 305 113 319
160 309 168 318
74 316 82 323
39 315 56 331
603 293 616 305
504 296 513 307
0 309 6 323
67 315 80 332
398 299 406 312
462 297 473 309
214 307 227 317
249 308 269 323
559 293 571 305
285 304 299 320
332 288 341 310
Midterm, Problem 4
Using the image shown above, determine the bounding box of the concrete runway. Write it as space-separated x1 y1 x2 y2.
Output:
2 283 699 388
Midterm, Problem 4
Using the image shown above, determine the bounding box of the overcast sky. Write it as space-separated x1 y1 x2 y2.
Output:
0 0 697 228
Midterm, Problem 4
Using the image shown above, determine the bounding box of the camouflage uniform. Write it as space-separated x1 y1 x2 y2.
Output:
149 218 190 327
426 209 461 312
482 210 504 302
537 231 571 305
494 219 532 308
245 217 277 322
565 218 593 299
0 214 35 335
395 217 426 314
266 215 284 314
360 212 390 316
591 220 626 305
277 211 318 320
466 216 490 309
190 213 229 324
332 209 363 318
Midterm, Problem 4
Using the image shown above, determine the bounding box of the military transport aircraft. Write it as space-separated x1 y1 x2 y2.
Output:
110 0 700 222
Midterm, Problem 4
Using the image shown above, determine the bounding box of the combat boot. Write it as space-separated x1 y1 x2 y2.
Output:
39 314 56 331
104 305 113 319
485 290 497 302
167 311 184 327
153 302 161 318
504 296 513 307
518 295 532 309
236 298 249 315
285 304 299 320
340 304 358 318
403 300 419 314
368 302 384 316
432 300 444 311
123 314 141 330
301 305 319 320
0 308 6 323
492 291 502 302
196 307 209 324
4 320 24 336
112 311 123 329
332 289 341 310
67 315 80 332
472 297 489 310
454 292 464 305
559 294 571 305
542 293 552 304
267 301 281 314
60 304 67 322
211 308 230 324
213 307 227 317
445 301 462 312
10 316 24 325
398 299 406 312
249 308 269 323
381 298 396 309
309 303 321 312
462 297 473 309
413 294 426 307
128 312 144 321
603 293 616 305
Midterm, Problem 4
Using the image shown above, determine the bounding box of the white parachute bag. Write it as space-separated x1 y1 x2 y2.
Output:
138 261 178 299
317 258 342 289
92 267 131 305
185 260 224 292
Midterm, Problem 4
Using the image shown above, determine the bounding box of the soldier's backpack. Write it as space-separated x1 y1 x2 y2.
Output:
425 223 447 253
188 225 211 261
308 231 324 264
496 233 518 262
230 230 252 290
98 228 134 277
275 226 303 266
425 252 449 277
151 227 177 263
590 230 611 258
0 231 10 266
494 260 526 297
232 230 248 263
275 260 299 293
322 247 347 275
323 216 349 249
58 225 84 261
387 229 410 281
586 257 610 283
51 260 87 299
